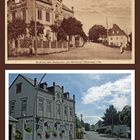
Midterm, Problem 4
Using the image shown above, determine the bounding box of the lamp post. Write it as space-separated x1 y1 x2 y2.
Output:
32 74 46 140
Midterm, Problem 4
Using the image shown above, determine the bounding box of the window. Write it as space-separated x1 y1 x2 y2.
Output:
10 101 16 116
116 37 118 40
56 94 60 99
56 5 58 11
56 104 60 115
39 99 43 111
46 11 50 22
12 11 16 20
21 98 27 116
56 101 61 115
110 37 113 40
117 30 119 34
55 13 59 20
112 31 114 34
69 108 72 116
38 99 44 116
46 100 51 113
16 83 22 94
22 9 26 21
38 9 42 20
64 106 68 116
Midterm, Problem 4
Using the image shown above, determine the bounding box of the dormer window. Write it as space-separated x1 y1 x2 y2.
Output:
117 30 119 34
112 31 114 34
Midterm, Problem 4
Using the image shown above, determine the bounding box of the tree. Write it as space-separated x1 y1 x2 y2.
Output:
28 20 44 37
76 115 83 128
75 115 84 139
88 25 107 42
60 17 87 45
50 25 67 41
120 105 131 128
57 28 67 41
102 105 119 136
8 18 27 40
84 123 90 131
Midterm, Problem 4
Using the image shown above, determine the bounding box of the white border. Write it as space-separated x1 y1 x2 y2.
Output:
5 70 135 140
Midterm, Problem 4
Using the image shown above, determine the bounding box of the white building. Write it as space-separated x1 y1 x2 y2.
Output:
7 0 74 41
9 74 76 140
108 24 128 48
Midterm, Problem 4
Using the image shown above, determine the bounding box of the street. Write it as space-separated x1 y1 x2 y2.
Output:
9 42 132 61
77 131 131 140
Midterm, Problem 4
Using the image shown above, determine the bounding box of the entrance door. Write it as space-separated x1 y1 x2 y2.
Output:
9 124 12 140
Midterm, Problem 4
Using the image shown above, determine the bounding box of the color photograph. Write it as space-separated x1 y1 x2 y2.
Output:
6 70 135 140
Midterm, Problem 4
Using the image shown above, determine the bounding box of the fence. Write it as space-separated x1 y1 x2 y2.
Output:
8 38 69 56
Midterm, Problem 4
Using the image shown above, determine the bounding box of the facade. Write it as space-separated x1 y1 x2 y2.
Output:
108 24 128 48
7 0 74 41
9 74 76 140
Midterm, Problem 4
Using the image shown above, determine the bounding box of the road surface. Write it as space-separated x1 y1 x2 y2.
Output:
77 131 131 140
9 42 132 61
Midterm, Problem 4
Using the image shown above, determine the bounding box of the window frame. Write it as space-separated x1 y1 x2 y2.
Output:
10 100 16 116
46 11 50 22
21 97 27 116
38 9 42 20
16 83 22 94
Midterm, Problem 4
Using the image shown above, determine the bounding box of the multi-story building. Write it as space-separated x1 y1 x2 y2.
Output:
108 24 128 48
7 0 74 41
9 74 76 140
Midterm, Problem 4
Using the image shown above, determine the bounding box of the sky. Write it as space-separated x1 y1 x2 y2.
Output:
8 71 133 125
63 0 133 35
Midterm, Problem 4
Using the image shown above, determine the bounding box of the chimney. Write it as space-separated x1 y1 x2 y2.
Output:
62 86 64 93
53 82 55 87
53 82 55 92
34 78 37 86
73 94 75 101
71 6 74 12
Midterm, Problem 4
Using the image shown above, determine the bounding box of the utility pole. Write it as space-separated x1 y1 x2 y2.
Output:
35 0 37 56
106 16 109 46
32 74 46 140
111 112 114 137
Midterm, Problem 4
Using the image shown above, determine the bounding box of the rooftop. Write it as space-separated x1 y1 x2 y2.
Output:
108 24 127 37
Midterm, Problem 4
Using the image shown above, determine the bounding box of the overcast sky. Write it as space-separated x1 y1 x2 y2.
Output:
63 0 132 35
9 71 133 125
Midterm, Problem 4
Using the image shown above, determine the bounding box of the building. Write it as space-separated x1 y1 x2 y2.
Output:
108 24 128 48
9 116 18 140
7 0 74 41
94 120 103 131
9 74 76 140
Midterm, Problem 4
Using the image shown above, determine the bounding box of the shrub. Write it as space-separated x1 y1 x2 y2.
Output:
25 127 32 133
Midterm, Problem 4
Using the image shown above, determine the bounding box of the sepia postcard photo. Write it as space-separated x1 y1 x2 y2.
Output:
5 0 135 64
5 70 135 140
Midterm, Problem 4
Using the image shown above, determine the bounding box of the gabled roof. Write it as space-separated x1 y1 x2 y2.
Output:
62 4 73 13
9 74 36 89
108 24 127 37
